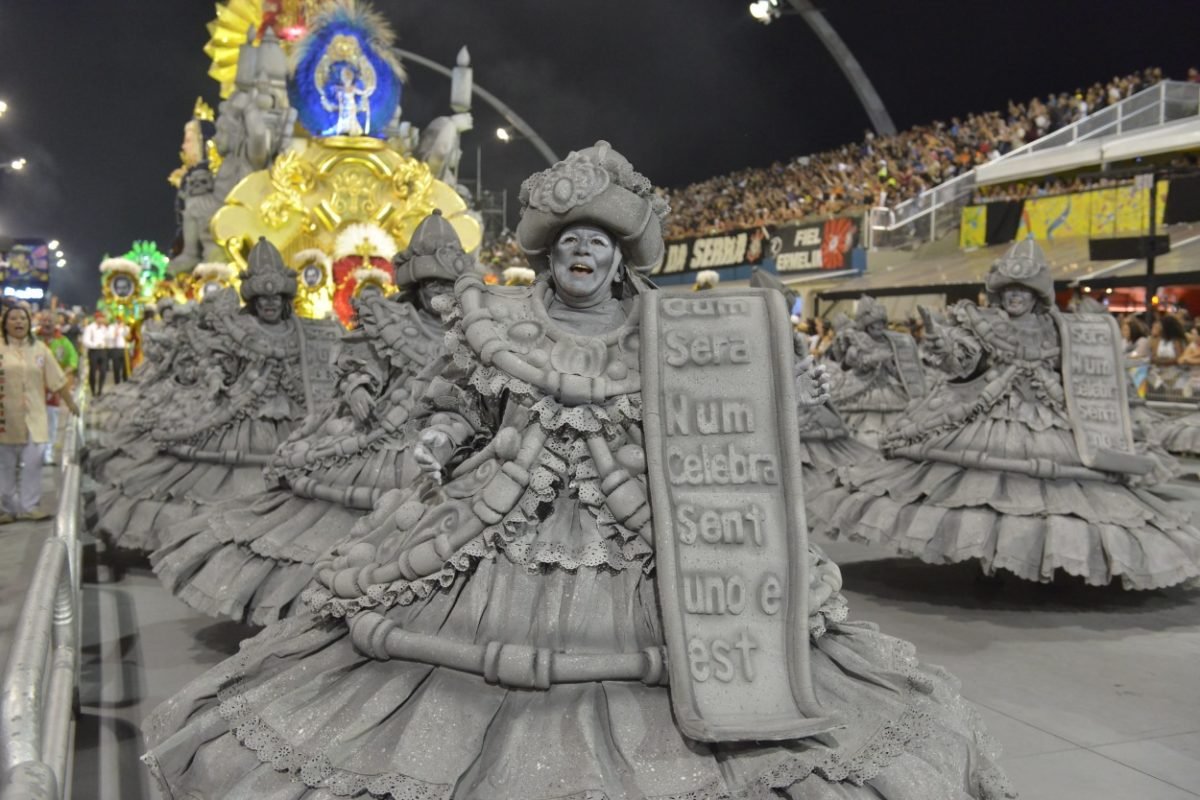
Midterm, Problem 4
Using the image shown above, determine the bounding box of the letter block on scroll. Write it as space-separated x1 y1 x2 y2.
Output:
641 289 838 742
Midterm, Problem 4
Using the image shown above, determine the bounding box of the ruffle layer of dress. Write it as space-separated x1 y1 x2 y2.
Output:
1154 411 1200 456
94 417 289 551
800 434 880 495
152 446 408 625
811 455 1200 589
838 410 900 450
144 555 1013 800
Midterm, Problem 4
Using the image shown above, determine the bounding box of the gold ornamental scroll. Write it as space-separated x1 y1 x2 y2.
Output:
1058 312 1155 475
641 289 839 742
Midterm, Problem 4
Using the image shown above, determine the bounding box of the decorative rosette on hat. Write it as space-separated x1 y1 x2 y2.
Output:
239 238 298 303
854 295 887 328
985 238 1054 306
515 140 670 273
391 210 478 288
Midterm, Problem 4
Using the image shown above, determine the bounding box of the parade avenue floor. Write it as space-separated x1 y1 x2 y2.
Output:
48 481 1198 800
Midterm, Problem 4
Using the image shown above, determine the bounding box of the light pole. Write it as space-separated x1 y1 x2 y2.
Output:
394 47 559 167
749 0 896 136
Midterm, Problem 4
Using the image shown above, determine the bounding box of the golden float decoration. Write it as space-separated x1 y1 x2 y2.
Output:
204 0 263 99
211 135 482 271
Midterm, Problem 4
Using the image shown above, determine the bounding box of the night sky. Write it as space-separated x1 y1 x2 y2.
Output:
1 0 1197 306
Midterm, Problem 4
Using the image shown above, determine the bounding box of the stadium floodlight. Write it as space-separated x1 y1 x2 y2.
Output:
749 0 781 23
56 258 66 268
10 157 27 171
55 250 63 258
48 239 60 250
0 100 8 118
496 127 512 142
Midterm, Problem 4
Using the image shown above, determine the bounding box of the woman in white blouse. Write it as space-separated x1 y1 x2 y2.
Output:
0 306 79 523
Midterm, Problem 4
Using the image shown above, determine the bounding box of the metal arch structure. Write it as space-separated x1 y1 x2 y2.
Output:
785 0 896 137
395 48 560 168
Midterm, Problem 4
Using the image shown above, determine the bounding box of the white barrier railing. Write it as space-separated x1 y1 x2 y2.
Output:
0 413 84 800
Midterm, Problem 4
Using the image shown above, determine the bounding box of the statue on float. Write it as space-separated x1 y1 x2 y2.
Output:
812 240 1200 589
94 239 341 552
826 295 927 447
143 143 1012 800
151 211 477 625
171 30 297 276
168 100 223 274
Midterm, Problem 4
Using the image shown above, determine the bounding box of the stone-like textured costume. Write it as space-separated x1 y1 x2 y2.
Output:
1151 408 1200 457
150 214 475 625
95 241 339 552
827 296 926 448
813 241 1200 589
86 296 231 486
88 302 183 452
142 143 1012 800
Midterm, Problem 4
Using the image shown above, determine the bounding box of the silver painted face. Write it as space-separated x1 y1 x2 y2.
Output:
865 320 886 339
256 293 285 324
417 280 454 314
550 224 621 307
1001 286 1037 317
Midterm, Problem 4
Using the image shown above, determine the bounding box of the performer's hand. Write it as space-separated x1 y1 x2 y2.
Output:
414 428 453 484
347 386 372 424
795 356 831 407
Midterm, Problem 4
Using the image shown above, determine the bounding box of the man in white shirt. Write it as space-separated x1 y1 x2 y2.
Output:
81 311 110 396
108 319 130 385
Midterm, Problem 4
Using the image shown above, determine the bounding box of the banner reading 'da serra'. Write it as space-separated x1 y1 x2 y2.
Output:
655 216 860 277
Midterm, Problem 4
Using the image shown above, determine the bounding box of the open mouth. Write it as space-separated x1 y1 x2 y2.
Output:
569 263 594 276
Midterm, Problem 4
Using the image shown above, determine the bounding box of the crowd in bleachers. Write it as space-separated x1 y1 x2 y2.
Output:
661 67 1173 240
477 231 525 272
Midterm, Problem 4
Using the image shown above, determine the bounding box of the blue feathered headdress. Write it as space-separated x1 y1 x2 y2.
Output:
289 0 405 139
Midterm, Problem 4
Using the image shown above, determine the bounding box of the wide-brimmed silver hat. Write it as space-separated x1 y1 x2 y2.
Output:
515 141 669 273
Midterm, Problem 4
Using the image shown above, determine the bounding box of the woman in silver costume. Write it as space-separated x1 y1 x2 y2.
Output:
813 240 1200 589
86 294 229 486
826 296 926 448
143 143 1012 800
94 240 338 552
151 213 478 625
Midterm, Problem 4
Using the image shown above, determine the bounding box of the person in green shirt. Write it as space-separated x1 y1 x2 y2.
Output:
38 314 78 466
